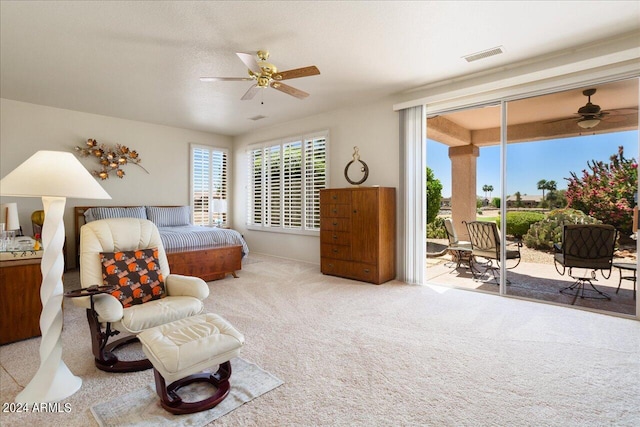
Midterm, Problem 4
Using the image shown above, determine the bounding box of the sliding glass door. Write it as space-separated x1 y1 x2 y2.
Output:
425 77 639 317
505 79 638 316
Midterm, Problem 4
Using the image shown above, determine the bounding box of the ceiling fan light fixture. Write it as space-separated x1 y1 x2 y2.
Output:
577 118 600 129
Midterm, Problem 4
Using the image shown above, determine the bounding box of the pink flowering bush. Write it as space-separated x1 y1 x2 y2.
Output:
565 146 638 234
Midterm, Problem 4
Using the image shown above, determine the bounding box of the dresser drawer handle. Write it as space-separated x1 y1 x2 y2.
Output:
332 221 338 226
353 210 357 213
363 269 370 273
332 248 338 253
332 195 337 200
332 235 338 239
333 209 337 214
328 263 334 268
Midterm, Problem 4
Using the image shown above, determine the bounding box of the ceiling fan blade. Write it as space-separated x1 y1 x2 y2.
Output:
236 52 262 75
270 82 309 99
241 84 261 100
604 108 639 115
199 77 253 82
544 116 579 124
273 66 320 81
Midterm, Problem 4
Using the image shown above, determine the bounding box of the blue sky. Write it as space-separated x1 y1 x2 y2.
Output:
427 130 639 198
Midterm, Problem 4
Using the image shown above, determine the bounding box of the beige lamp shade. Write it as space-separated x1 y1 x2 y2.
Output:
0 151 111 199
1 202 20 231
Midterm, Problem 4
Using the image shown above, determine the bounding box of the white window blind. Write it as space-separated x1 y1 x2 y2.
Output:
247 131 328 233
283 141 303 229
304 135 327 230
191 145 229 227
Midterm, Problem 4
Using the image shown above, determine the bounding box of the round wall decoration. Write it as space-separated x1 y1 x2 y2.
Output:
344 146 369 186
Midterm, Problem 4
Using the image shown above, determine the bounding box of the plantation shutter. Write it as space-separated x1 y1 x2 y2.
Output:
191 145 229 227
247 130 328 233
304 135 327 230
211 150 228 226
265 145 282 227
249 147 264 226
283 141 303 229
191 147 210 226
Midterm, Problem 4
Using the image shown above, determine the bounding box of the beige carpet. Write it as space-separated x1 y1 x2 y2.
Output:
1 253 640 426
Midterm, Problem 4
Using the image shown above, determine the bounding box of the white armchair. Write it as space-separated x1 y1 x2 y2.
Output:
74 217 209 372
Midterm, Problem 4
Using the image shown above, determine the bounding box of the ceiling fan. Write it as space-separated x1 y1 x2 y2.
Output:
200 50 320 100
547 88 638 129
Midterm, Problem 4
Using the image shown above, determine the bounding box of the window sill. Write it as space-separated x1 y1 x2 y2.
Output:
246 225 320 237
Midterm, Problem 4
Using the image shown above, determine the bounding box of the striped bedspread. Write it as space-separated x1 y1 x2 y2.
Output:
158 226 249 256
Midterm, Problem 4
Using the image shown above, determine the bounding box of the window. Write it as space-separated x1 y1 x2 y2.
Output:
248 131 328 233
191 144 228 227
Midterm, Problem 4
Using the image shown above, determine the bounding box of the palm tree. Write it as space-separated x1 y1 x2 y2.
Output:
546 180 557 194
537 179 548 199
545 180 558 207
482 184 490 199
487 185 494 199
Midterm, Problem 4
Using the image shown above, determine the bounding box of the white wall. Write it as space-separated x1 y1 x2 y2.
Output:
233 97 400 264
0 98 232 266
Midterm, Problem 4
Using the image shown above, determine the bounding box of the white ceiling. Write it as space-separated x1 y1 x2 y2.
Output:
1 1 639 136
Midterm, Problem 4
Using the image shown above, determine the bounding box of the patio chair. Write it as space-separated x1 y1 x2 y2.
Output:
553 224 617 300
444 218 472 269
463 220 522 283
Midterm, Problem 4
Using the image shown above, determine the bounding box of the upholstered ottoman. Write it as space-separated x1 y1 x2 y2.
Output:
137 313 245 415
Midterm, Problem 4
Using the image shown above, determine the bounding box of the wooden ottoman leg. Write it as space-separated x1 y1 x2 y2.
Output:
154 361 233 415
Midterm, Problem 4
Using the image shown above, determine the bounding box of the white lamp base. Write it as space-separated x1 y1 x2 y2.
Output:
15 360 81 403
14 196 82 403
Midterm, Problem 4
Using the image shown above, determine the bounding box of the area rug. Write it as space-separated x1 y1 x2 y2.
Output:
90 358 283 427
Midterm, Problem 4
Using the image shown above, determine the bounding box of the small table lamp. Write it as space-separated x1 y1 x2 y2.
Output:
0 151 111 403
1 202 21 235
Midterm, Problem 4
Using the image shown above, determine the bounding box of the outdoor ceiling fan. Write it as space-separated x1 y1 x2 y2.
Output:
547 88 638 129
200 50 320 100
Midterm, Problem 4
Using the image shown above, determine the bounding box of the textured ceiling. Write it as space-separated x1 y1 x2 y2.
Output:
1 1 639 136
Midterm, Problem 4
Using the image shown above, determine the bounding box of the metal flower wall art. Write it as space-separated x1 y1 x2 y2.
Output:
75 139 149 180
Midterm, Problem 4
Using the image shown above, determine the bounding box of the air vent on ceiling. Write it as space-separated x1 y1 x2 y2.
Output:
462 46 505 63
249 115 267 121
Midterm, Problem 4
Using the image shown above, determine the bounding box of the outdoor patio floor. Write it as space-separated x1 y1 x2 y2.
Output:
426 255 637 316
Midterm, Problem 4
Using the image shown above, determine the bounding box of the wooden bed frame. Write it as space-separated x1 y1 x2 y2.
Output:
74 206 242 281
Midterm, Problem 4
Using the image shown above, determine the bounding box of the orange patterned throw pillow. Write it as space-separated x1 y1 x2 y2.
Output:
100 248 166 308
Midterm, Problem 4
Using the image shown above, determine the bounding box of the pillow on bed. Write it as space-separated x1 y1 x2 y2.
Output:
85 207 147 223
146 206 191 227
100 248 165 308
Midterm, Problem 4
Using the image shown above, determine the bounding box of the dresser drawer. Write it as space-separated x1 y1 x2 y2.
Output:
320 217 350 232
321 204 351 218
321 243 352 260
321 258 351 277
348 262 379 283
320 230 351 246
320 190 351 204
321 258 379 284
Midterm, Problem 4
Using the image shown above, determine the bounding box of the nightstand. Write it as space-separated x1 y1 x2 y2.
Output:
0 248 44 345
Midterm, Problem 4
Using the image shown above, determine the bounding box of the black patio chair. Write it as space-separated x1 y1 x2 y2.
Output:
444 218 472 269
554 224 617 300
463 220 521 283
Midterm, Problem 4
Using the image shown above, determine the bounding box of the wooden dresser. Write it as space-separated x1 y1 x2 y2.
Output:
0 255 43 345
320 187 396 284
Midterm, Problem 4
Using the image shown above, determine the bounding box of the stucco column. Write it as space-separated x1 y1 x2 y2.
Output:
448 144 479 241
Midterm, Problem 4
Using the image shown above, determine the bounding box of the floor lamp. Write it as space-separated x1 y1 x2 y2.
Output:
0 151 111 403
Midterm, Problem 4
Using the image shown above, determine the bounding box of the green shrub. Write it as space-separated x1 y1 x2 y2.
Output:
522 208 601 250
426 216 448 239
496 211 545 238
426 167 443 225
491 197 501 208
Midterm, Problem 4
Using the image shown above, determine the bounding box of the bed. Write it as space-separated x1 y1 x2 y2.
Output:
74 206 248 281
